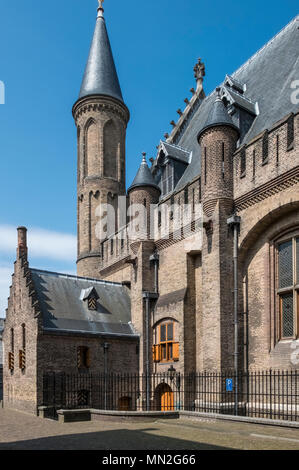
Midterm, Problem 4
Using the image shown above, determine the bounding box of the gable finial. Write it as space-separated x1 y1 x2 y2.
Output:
97 0 104 18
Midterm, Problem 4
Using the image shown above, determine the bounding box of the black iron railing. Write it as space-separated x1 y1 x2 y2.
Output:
42 370 299 422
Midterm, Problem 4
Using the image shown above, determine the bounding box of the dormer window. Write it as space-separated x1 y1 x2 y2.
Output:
161 161 174 196
80 287 99 311
88 296 97 310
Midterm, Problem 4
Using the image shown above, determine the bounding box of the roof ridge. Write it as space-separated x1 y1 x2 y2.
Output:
163 141 190 153
232 15 299 78
30 268 123 287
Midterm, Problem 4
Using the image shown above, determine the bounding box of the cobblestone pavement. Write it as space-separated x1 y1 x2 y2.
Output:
0 408 298 450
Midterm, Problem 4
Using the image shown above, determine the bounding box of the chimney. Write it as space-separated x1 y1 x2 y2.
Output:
17 226 28 260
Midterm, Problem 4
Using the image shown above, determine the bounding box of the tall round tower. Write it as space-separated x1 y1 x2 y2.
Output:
73 2 130 278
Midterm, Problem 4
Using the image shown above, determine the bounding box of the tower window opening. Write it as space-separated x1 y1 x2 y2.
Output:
240 148 246 177
262 132 269 164
204 147 207 184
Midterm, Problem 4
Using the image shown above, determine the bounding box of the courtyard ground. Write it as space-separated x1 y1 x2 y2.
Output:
0 408 298 450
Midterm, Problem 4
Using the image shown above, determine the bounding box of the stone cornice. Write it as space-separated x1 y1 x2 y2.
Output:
235 165 299 211
99 255 131 278
72 95 130 125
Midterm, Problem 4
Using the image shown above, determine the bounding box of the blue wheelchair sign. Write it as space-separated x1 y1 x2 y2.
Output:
226 378 233 392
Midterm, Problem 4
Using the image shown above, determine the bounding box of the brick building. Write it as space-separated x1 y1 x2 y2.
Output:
0 319 3 401
2 3 299 414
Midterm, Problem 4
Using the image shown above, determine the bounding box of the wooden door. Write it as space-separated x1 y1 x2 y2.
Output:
161 385 174 411
118 396 131 411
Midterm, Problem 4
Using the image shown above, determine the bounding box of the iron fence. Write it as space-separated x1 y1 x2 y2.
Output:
42 369 299 422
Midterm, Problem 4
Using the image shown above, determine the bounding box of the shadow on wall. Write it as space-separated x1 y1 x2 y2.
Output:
0 427 231 451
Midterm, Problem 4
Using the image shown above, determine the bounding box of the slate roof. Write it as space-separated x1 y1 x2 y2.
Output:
161 142 191 164
128 155 161 192
30 269 136 338
79 10 124 103
159 15 299 194
198 91 240 139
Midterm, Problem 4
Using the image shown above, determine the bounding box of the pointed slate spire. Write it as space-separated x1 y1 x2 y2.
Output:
79 1 124 102
128 154 161 192
198 88 239 139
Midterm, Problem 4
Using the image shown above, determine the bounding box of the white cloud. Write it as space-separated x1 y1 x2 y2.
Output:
0 225 76 262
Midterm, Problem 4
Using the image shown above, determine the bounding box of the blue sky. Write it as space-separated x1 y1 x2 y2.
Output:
0 0 298 316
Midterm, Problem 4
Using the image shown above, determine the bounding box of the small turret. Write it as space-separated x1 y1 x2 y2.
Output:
198 88 239 216
128 154 161 240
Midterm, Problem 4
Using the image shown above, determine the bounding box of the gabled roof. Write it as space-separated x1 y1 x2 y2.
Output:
159 141 191 164
79 7 124 103
30 269 136 338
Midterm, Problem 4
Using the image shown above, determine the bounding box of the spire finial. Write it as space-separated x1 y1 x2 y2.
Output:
215 87 222 102
142 152 147 164
97 0 104 18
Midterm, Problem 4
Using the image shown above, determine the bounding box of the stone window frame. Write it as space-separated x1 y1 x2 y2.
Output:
273 228 299 342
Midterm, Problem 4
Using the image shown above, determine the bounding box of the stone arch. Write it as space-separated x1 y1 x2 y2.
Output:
103 119 118 179
239 200 299 264
239 200 299 369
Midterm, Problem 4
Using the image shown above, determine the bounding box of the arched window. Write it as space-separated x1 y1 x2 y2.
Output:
86 120 98 177
152 321 179 363
276 234 299 339
103 120 118 178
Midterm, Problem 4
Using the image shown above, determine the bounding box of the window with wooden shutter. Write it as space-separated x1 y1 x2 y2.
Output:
86 348 91 368
152 345 161 363
173 343 179 361
88 296 97 311
8 352 14 371
19 350 26 371
77 346 91 369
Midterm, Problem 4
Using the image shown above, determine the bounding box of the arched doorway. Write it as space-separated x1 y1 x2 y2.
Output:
155 383 174 411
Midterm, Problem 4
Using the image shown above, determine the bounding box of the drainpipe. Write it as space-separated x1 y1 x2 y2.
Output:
227 214 241 416
145 295 150 411
103 343 109 410
143 291 159 411
149 252 159 294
